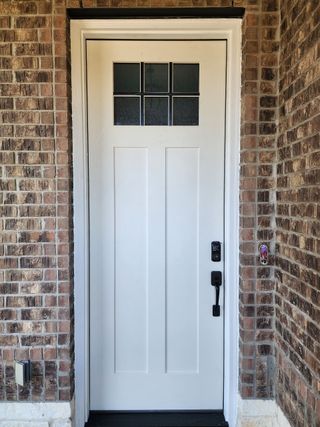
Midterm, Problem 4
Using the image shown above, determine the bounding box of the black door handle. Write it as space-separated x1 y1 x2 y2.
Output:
211 271 222 317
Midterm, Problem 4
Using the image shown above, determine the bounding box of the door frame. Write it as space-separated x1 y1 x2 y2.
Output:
71 17 241 427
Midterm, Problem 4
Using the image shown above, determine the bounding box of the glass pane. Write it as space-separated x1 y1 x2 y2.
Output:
114 96 141 125
145 97 169 126
173 64 199 94
144 63 169 93
114 63 140 94
173 97 199 126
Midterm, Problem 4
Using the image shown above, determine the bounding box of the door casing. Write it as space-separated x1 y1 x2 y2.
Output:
71 17 241 427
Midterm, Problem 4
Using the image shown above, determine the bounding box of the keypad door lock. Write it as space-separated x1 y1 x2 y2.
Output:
211 241 221 262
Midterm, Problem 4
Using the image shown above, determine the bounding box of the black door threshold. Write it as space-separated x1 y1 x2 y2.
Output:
85 411 229 427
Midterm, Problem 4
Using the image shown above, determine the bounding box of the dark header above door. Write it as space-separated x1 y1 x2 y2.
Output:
68 7 245 20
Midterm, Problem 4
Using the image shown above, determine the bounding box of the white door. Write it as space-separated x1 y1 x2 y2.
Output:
87 40 226 411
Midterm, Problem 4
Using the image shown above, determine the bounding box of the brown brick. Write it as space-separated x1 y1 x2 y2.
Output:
14 43 52 56
15 16 50 29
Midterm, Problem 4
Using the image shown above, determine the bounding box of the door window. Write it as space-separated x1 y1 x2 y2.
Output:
113 62 199 126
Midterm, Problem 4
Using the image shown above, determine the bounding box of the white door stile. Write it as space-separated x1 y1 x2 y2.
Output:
71 18 241 427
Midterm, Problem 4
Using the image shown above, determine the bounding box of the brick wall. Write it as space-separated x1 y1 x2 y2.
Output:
0 0 280 406
0 0 73 401
239 0 279 399
275 1 320 426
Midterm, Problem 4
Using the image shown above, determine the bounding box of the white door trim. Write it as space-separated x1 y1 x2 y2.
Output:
71 18 241 427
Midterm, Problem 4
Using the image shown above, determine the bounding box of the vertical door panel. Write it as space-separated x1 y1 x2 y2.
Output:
114 148 148 373
165 148 199 373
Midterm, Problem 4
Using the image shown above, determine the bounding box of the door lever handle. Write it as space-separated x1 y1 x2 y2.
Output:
211 271 222 317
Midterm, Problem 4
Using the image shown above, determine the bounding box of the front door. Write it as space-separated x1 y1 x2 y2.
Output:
87 40 226 411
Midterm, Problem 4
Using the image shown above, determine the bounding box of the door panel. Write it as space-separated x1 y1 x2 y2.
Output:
114 147 148 373
87 40 226 410
166 148 199 374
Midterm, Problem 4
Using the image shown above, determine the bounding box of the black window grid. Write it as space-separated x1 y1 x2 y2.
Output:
113 62 199 126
